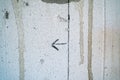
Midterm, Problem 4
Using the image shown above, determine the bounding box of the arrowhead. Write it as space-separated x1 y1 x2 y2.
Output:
52 39 67 51
52 39 59 51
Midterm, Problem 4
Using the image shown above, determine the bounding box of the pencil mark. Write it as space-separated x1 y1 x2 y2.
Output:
88 0 93 80
41 0 80 4
52 39 59 51
11 0 25 80
68 14 70 20
57 15 68 22
67 0 70 80
56 43 67 45
52 39 67 51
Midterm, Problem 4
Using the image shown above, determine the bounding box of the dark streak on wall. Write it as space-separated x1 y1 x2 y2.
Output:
88 0 93 80
11 0 25 80
77 0 84 65
5 11 9 19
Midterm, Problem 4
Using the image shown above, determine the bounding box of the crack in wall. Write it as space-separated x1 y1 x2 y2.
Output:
88 0 93 80
11 0 25 80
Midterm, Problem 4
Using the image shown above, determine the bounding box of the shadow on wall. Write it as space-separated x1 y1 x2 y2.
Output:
41 0 80 4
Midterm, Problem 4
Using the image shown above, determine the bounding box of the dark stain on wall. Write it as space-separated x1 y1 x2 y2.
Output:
25 2 29 6
88 0 93 80
40 59 45 64
41 0 80 4
23 1 29 6
11 0 25 80
5 11 9 19
17 0 19 3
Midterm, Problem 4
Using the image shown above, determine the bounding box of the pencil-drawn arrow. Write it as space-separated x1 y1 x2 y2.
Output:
52 39 67 51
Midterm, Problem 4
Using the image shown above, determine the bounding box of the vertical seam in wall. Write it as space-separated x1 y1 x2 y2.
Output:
103 0 106 79
88 0 93 80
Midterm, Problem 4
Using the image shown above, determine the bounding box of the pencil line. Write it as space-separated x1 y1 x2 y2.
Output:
67 0 70 80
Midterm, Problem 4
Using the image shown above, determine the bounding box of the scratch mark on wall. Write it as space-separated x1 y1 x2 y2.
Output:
76 0 84 65
11 0 25 80
88 0 93 80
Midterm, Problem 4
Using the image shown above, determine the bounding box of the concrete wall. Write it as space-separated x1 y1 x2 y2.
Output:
0 0 120 80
